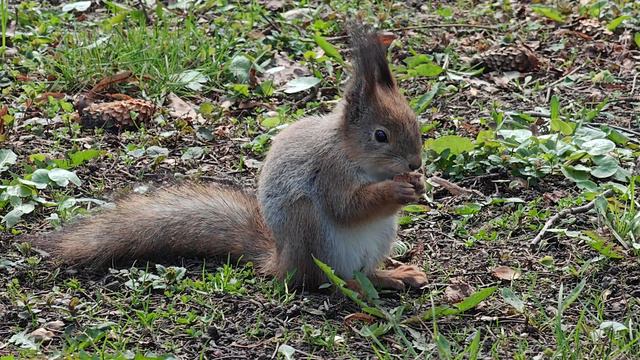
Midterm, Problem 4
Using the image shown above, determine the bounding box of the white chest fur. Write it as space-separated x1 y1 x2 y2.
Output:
325 216 398 279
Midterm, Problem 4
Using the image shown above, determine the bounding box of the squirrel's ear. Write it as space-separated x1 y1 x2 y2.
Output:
344 24 397 122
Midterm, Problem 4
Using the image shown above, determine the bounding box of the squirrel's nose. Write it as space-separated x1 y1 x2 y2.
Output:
408 156 422 171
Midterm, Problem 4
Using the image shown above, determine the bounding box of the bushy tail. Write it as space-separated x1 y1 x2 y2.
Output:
31 184 276 273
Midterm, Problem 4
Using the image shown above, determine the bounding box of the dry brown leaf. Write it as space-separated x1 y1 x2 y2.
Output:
30 328 55 342
167 93 198 121
492 266 521 281
261 52 311 88
344 312 376 326
34 92 66 103
445 283 475 304
44 320 65 331
89 71 133 95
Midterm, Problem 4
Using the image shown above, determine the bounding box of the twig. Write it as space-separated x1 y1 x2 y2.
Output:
530 189 614 246
428 176 484 197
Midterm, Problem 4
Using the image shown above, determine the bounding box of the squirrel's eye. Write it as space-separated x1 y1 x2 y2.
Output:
374 129 388 143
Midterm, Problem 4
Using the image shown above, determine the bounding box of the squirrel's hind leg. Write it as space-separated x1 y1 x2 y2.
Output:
369 264 428 290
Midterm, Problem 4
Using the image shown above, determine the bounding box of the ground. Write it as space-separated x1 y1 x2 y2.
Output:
1 0 639 359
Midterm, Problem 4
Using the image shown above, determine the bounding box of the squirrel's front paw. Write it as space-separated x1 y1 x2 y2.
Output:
385 180 418 204
405 172 425 196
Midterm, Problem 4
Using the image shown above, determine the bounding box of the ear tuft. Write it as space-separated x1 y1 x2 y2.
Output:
347 23 396 92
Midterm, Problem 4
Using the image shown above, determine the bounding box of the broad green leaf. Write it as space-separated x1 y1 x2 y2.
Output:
260 117 280 129
229 55 252 83
607 15 630 31
199 102 215 116
313 34 344 64
531 5 565 22
146 146 169 157
283 77 321 94
581 138 615 156
590 155 619 178
561 165 590 182
48 169 82 187
425 135 474 155
501 288 524 312
635 33 640 48
181 147 204 160
497 129 532 143
403 54 433 68
2 203 35 228
172 70 208 91
69 149 102 167
410 63 444 78
0 149 17 172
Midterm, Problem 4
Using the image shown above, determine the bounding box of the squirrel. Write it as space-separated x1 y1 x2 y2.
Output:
31 25 429 291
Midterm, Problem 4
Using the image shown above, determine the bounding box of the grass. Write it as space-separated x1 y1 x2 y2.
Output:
1 0 640 358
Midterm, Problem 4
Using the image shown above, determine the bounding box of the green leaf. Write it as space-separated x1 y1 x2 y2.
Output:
561 165 590 182
635 33 640 49
181 147 204 161
411 83 440 114
559 279 586 313
454 286 498 312
0 149 17 172
549 96 574 135
283 77 321 94
531 5 565 22
199 102 215 116
497 129 533 143
501 288 524 312
2 203 35 228
403 204 429 213
606 15 630 31
410 63 444 78
403 54 433 68
581 138 615 156
260 117 280 129
590 155 619 178
229 55 252 83
354 271 379 303
69 149 101 167
312 257 363 306
173 70 208 91
425 135 474 156
467 331 482 360
48 169 82 187
584 230 623 259
313 34 344 64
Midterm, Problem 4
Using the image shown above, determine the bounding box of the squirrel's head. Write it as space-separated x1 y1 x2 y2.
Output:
341 25 422 181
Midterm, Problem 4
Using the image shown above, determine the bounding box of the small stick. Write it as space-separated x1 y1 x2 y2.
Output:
530 189 614 246
428 176 484 197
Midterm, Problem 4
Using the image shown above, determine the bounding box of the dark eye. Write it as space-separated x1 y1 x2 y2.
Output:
374 129 388 143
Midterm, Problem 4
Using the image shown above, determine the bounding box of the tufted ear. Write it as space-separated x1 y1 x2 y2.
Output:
343 24 397 124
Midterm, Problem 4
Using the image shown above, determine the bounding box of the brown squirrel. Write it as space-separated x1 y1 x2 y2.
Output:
32 25 429 291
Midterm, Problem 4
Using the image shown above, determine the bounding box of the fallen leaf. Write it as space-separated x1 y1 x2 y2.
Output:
29 328 54 342
262 52 311 88
166 93 198 121
88 71 133 96
492 266 521 281
44 320 65 332
445 283 475 304
344 312 376 326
